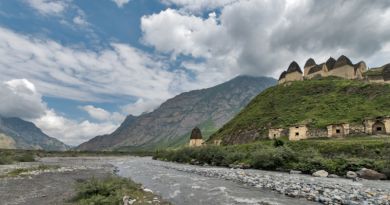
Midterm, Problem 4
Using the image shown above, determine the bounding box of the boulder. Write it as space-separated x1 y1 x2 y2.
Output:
356 168 387 180
190 159 200 165
327 174 339 178
290 170 302 174
312 170 328 177
229 163 250 169
346 171 357 179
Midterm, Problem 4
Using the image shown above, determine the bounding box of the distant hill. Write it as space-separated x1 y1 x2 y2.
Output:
0 116 69 151
77 76 276 151
208 77 390 145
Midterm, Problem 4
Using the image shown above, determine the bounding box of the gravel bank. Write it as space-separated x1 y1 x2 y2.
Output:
0 157 116 205
155 161 390 205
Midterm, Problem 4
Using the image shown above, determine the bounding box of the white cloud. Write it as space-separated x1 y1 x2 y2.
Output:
141 9 230 59
111 0 131 8
25 0 68 16
0 26 181 114
161 0 238 12
142 0 390 79
73 15 88 26
121 98 163 116
34 110 118 146
81 105 125 123
0 78 122 146
0 79 46 119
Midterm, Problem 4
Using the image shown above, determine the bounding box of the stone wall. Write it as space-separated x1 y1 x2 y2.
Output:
385 119 390 134
349 124 365 135
328 65 356 79
364 118 390 135
289 126 308 141
278 78 286 84
307 127 328 138
306 72 323 79
212 139 222 146
189 139 204 147
367 75 385 83
326 124 350 138
304 65 315 76
285 71 303 82
268 128 285 139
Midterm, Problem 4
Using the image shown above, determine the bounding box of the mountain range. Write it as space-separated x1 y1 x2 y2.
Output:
77 76 276 151
0 116 69 151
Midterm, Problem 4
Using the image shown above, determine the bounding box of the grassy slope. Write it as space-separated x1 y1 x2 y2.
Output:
210 77 390 143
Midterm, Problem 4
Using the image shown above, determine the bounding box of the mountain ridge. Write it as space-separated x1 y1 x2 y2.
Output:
77 75 276 151
0 116 69 150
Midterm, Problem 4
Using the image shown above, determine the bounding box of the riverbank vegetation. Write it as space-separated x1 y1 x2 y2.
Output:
0 149 153 165
71 176 170 205
0 164 60 178
153 136 390 178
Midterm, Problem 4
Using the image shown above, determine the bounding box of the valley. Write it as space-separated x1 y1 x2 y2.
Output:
1 156 389 205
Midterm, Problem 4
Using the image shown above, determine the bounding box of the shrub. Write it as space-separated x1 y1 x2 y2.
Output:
14 153 35 162
72 177 139 205
273 139 284 147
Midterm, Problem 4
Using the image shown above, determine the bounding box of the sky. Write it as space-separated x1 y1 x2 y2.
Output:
0 0 390 146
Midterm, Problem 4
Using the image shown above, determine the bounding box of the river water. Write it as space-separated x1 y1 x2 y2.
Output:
115 157 319 205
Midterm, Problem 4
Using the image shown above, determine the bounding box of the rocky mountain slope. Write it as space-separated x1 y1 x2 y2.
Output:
0 116 69 150
77 76 276 151
208 77 390 145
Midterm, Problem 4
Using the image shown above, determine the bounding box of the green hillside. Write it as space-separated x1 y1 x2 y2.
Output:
209 77 390 144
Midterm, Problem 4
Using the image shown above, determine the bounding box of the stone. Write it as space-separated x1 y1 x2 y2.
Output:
328 174 339 178
356 168 387 180
123 196 130 204
346 171 357 179
290 170 302 174
312 170 328 177
229 163 250 169
238 163 251 169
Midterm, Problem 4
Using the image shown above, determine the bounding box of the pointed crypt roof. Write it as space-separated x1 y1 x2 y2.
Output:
190 127 203 140
286 61 302 74
333 55 353 69
304 58 316 68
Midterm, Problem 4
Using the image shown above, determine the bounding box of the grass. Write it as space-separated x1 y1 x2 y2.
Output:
153 136 390 178
209 77 390 144
0 149 151 165
71 176 170 205
0 149 36 165
0 164 61 178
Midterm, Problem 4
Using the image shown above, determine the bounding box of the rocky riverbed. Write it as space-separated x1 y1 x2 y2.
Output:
153 160 390 205
0 157 118 205
1 157 389 205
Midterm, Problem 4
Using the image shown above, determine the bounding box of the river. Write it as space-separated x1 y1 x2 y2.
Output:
115 157 319 205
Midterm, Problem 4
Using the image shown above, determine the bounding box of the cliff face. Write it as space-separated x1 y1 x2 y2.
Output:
0 117 69 151
77 76 276 151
